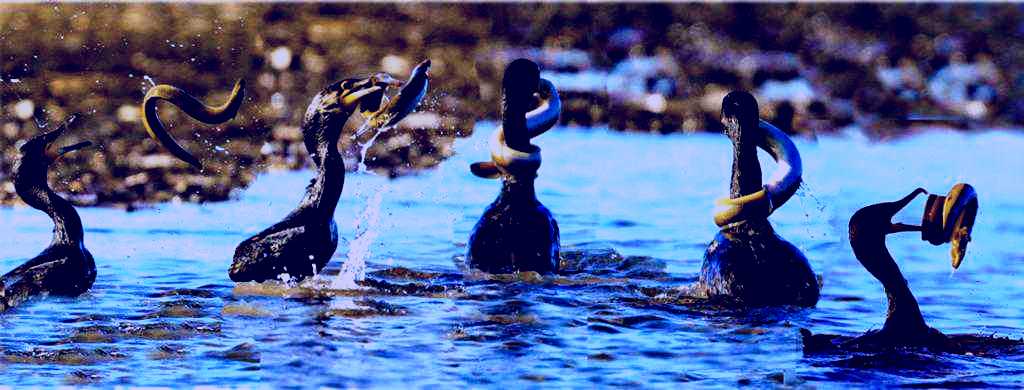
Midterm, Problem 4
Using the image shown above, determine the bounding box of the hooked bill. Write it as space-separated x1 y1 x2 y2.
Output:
365 59 431 130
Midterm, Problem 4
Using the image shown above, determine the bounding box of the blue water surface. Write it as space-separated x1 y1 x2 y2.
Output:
1 123 1023 387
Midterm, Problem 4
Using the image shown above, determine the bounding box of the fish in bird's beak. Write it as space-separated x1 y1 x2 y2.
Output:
350 72 402 116
365 59 431 129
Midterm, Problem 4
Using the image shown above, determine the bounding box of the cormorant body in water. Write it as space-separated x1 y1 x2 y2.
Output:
230 62 430 282
1 115 95 312
698 91 819 306
141 62 430 282
801 185 1022 355
467 58 562 274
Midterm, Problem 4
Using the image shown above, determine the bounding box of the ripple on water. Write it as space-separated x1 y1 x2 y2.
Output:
0 127 1023 386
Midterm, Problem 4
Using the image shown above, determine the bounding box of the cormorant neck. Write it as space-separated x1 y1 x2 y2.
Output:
502 101 531 153
498 175 538 204
16 168 84 246
730 122 763 198
298 117 347 220
851 234 929 334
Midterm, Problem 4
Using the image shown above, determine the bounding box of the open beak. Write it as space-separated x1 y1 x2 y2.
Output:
342 85 385 106
57 140 93 157
884 188 928 234
40 114 79 145
372 72 404 88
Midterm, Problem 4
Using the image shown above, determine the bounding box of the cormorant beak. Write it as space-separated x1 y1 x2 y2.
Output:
884 188 928 235
41 113 79 145
21 113 79 155
57 141 93 158
341 84 385 107
371 72 404 88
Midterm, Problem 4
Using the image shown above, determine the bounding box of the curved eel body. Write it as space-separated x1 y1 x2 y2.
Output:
142 80 246 170
802 186 1021 355
467 58 562 274
1 115 95 312
698 91 819 307
230 67 429 283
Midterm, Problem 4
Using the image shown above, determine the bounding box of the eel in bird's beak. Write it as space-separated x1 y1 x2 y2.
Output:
921 183 978 269
854 184 979 270
469 60 561 180
713 120 803 227
141 80 245 170
364 59 431 130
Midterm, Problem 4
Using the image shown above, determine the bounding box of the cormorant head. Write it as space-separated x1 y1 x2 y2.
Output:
501 59 541 152
850 188 927 243
15 114 91 209
503 58 541 114
721 91 760 144
18 114 92 168
303 74 402 139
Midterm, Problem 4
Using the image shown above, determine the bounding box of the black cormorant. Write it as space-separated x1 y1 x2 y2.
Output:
467 58 562 274
1 114 95 312
698 91 819 306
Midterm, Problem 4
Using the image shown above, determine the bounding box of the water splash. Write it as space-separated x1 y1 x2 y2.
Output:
332 188 383 290
332 121 395 290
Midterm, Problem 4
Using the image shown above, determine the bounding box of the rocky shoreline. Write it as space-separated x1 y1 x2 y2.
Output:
1 4 1021 207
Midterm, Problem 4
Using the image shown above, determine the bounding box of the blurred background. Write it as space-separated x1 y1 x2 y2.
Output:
0 3 1021 207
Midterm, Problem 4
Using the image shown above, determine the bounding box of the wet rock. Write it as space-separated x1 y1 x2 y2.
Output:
1 347 127 365
1 4 1021 208
319 299 408 318
65 370 103 384
369 266 443 280
66 321 221 343
148 288 217 298
149 344 188 360
148 299 206 318
221 303 273 317
208 342 260 363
